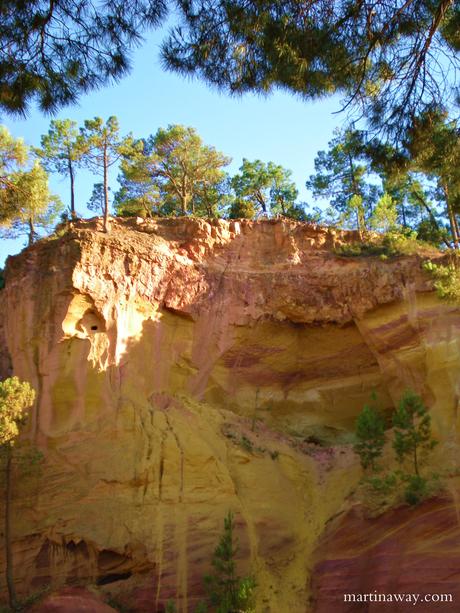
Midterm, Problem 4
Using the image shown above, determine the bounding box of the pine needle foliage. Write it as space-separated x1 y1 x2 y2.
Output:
392 390 438 478
204 511 255 613
354 405 386 472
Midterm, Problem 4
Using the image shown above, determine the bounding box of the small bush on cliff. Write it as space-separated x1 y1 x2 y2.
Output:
354 404 386 472
423 258 460 302
0 268 4 289
335 229 425 258
355 390 439 508
204 511 256 613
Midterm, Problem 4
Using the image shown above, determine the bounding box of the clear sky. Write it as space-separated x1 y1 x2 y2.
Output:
0 29 344 266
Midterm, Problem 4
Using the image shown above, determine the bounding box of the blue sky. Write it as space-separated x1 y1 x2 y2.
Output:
1 30 344 266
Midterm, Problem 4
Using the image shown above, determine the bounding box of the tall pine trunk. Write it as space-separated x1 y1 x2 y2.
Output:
5 446 17 610
444 185 459 248
103 145 110 233
68 157 76 219
181 193 189 214
28 218 35 246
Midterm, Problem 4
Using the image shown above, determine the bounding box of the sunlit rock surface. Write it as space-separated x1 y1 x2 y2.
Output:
0 218 458 611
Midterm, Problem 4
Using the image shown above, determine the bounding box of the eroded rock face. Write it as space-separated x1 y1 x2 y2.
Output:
0 218 459 611
29 587 118 612
312 495 460 612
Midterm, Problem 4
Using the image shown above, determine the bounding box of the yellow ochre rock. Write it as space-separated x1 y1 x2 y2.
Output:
0 218 459 612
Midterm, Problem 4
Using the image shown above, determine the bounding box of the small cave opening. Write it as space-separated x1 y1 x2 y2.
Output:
96 548 133 586
96 571 132 586
76 308 106 335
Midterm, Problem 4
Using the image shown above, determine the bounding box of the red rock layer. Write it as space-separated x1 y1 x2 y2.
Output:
312 496 460 612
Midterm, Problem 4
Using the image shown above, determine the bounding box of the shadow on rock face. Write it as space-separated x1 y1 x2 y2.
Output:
29 587 117 612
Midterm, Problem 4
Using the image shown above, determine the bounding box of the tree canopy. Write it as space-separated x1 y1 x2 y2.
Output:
1 125 62 242
0 377 35 446
307 122 460 244
115 124 231 217
231 159 304 218
35 119 86 218
0 126 28 222
1 161 63 245
163 0 460 139
306 129 379 231
0 0 168 116
80 116 134 231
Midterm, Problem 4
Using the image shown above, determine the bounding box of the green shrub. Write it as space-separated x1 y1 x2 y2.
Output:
336 229 424 258
402 474 429 506
423 259 460 301
240 436 253 453
355 390 440 508
366 472 397 495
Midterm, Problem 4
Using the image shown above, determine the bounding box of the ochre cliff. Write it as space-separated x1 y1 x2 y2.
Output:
0 217 459 612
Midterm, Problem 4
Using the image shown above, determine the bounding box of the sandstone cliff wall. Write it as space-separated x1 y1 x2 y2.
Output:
0 218 459 612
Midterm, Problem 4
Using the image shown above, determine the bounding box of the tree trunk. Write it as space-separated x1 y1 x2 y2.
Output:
103 145 110 233
28 218 35 246
454 213 460 245
182 193 188 215
444 184 458 248
68 158 76 219
5 446 17 610
410 189 451 248
256 191 267 214
401 202 407 227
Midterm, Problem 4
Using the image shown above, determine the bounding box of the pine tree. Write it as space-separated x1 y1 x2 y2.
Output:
0 160 63 245
0 377 36 610
35 119 87 219
405 110 460 248
116 125 231 217
392 390 438 477
0 125 28 223
80 117 134 232
204 511 255 613
354 404 386 472
306 129 379 232
370 193 399 233
231 159 301 218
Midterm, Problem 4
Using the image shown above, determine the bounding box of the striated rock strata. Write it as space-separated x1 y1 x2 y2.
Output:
312 493 460 612
0 217 459 612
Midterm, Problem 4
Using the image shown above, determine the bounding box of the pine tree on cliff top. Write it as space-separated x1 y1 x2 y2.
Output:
35 119 87 219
